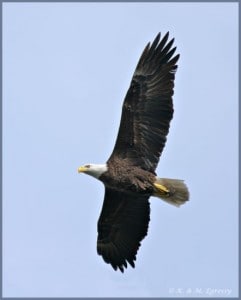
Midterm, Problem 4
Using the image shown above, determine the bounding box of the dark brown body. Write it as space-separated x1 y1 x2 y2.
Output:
100 159 156 196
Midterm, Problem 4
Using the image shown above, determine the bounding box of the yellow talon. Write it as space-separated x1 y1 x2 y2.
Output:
154 182 170 194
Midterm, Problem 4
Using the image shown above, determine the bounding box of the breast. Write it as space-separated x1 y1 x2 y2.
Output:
99 161 155 196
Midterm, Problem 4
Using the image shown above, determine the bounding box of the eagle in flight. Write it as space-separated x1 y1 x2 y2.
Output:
78 32 189 272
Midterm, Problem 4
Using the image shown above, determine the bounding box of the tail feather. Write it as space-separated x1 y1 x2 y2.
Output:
153 178 189 207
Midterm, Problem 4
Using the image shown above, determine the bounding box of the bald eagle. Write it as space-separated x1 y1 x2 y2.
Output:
78 32 189 273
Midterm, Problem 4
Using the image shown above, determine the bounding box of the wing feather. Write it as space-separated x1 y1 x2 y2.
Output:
97 188 150 272
108 32 179 172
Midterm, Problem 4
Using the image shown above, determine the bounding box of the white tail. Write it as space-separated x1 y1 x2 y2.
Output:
153 178 189 207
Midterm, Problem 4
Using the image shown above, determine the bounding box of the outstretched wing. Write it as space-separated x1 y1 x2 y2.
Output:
97 188 150 272
108 32 179 173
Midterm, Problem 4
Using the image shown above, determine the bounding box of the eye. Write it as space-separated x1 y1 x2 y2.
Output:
85 164 90 168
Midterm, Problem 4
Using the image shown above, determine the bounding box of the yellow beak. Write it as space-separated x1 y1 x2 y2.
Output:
78 166 88 173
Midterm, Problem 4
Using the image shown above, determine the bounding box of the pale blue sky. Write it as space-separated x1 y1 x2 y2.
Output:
3 2 238 297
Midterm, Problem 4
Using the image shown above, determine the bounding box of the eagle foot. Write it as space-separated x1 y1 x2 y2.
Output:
153 182 170 196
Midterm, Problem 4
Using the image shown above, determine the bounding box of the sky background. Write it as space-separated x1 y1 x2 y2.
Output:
2 2 238 298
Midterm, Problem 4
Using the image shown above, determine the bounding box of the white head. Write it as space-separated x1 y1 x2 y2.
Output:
77 163 108 179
